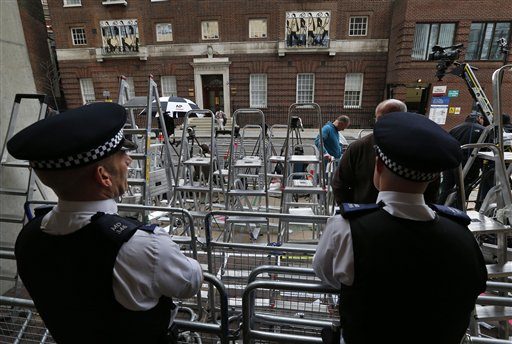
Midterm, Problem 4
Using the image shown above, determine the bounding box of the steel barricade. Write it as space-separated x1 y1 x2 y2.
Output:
242 279 339 344
205 211 331 342
0 273 231 344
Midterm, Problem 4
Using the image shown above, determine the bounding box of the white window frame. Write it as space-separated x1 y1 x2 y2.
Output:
201 21 219 40
161 76 177 97
79 78 95 104
71 27 87 45
249 19 267 39
349 16 368 36
250 74 267 108
343 73 363 109
156 23 173 42
63 0 81 7
296 74 315 104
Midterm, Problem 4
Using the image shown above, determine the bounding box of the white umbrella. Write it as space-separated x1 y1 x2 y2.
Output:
156 96 201 118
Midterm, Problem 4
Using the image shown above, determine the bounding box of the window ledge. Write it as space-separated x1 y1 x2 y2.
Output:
63 4 82 7
102 0 127 6
95 46 147 62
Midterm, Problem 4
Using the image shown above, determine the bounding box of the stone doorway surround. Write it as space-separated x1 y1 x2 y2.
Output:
191 57 231 116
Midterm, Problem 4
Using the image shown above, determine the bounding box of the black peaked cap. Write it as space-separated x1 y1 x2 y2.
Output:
7 102 135 170
373 112 462 182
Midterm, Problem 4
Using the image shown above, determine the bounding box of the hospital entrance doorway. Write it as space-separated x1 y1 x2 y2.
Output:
202 75 224 112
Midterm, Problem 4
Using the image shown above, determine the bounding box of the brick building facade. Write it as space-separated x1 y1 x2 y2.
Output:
45 0 511 129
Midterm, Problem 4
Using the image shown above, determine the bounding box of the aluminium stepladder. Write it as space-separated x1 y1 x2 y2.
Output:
278 103 327 243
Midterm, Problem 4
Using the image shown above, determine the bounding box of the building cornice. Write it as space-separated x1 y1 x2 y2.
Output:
55 39 389 61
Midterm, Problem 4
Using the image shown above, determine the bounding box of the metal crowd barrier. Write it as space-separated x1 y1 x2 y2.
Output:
242 279 339 344
0 273 230 344
205 211 331 342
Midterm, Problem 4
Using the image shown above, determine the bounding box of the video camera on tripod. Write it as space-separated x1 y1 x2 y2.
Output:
290 116 304 131
428 43 463 81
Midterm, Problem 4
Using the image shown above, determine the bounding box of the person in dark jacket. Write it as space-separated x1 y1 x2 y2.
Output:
7 103 203 343
438 112 486 208
331 99 439 205
314 112 487 344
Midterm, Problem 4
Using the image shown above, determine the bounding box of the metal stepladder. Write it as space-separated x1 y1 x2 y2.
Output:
173 109 225 228
0 94 49 293
223 109 270 242
117 75 176 211
278 103 327 243
0 94 49 228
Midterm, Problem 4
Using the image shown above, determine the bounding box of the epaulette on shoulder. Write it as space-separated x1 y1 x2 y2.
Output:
428 204 471 226
339 203 380 219
91 212 145 247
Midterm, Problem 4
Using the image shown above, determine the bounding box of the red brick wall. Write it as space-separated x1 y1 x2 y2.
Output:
47 0 394 116
47 0 511 130
387 0 512 130
17 0 53 97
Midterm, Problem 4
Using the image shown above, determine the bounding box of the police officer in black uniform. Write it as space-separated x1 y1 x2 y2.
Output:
7 103 203 343
313 112 487 344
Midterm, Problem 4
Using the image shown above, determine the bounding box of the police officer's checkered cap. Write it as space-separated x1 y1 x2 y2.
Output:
7 102 136 170
373 112 462 182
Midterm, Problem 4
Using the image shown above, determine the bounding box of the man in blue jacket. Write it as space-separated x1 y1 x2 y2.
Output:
315 115 350 161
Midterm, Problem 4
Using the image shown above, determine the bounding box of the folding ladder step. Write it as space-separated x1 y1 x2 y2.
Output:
282 186 325 194
234 160 262 167
476 305 512 321
124 128 147 135
225 216 268 224
128 153 146 159
228 190 267 196
1 161 30 168
175 185 221 192
487 262 512 279
0 213 25 223
127 178 146 185
269 156 285 163
0 187 28 196
289 155 320 163
184 157 210 165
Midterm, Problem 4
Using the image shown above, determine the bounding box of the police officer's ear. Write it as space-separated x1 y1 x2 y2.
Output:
95 164 113 188
375 156 385 174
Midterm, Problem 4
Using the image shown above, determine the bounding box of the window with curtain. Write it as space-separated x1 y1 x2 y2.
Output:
201 21 219 40
79 78 95 104
250 74 267 108
63 0 81 6
411 23 456 60
249 19 267 38
465 22 511 61
161 76 177 97
156 23 173 42
296 74 314 103
344 73 363 109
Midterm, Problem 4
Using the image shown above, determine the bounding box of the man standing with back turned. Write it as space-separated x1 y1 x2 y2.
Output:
313 112 487 344
315 115 350 162
331 99 407 205
7 102 203 343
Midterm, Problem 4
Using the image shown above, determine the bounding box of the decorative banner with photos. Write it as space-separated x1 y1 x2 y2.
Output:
100 19 139 54
285 11 330 48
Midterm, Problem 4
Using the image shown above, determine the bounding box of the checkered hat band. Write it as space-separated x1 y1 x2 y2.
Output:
374 145 438 182
30 129 124 169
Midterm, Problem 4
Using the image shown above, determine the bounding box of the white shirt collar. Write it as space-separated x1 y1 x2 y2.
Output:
377 191 436 221
41 199 118 235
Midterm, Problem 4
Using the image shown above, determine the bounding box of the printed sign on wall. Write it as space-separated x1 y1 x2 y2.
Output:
285 11 330 48
100 19 139 55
